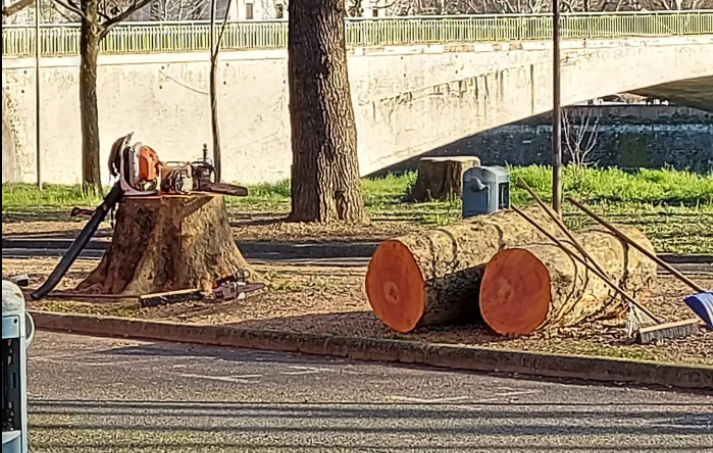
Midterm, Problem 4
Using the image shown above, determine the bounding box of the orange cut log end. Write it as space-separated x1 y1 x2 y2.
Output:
365 240 426 333
479 248 552 336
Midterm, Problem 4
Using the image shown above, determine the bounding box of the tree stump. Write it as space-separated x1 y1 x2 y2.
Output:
364 206 562 333
479 226 658 336
76 195 251 296
406 156 481 202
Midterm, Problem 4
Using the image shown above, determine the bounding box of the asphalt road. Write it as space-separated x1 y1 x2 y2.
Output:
22 332 713 453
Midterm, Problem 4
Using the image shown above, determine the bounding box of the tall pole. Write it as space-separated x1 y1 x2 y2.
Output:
552 0 562 215
35 0 42 189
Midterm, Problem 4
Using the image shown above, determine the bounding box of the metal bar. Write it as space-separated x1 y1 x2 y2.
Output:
518 178 661 324
512 206 662 324
3 12 711 58
566 197 707 294
34 0 42 190
552 1 562 216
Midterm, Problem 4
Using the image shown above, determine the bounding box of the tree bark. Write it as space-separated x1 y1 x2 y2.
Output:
287 0 366 223
76 195 252 296
406 156 481 202
365 206 562 333
79 3 103 195
479 226 658 336
209 0 223 182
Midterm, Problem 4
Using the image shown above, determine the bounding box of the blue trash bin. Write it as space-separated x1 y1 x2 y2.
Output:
3 281 34 453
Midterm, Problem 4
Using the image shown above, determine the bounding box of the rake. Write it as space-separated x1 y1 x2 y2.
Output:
517 179 701 343
567 197 712 332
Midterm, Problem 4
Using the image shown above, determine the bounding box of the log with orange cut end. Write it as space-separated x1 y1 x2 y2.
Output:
365 207 561 333
478 226 658 336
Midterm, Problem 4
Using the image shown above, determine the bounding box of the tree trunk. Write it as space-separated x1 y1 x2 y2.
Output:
365 206 562 333
406 156 481 202
287 0 366 223
79 6 103 195
209 0 222 182
76 195 252 296
479 226 658 336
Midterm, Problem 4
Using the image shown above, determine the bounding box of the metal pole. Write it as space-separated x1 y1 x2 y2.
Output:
35 0 42 189
552 0 562 215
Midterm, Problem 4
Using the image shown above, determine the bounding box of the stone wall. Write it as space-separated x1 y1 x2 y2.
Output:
419 106 713 174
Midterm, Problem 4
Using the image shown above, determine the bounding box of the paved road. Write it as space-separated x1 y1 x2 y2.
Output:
23 332 713 453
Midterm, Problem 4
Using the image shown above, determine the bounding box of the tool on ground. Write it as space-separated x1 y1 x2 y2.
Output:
30 134 250 301
140 271 264 308
567 197 712 331
512 206 701 344
518 179 667 336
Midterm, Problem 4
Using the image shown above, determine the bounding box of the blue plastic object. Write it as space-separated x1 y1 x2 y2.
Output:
685 291 713 330
462 166 510 218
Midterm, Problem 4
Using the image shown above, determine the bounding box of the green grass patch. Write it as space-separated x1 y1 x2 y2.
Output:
3 167 711 254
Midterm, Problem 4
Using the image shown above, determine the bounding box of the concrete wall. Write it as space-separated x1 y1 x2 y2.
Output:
2 35 712 185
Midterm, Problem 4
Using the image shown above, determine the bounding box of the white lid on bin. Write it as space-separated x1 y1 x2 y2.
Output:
464 166 510 183
2 280 26 316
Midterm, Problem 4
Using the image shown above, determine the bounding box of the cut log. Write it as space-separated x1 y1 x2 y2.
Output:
406 156 481 202
479 226 658 336
76 195 252 296
365 206 561 333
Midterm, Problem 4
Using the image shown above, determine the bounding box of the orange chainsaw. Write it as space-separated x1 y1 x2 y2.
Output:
107 133 248 198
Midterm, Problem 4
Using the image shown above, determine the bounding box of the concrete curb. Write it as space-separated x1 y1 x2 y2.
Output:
3 238 711 263
30 311 713 391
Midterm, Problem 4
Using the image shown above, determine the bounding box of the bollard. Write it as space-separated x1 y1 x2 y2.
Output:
2 281 34 453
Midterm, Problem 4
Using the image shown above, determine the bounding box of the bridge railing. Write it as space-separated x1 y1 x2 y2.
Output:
3 11 712 58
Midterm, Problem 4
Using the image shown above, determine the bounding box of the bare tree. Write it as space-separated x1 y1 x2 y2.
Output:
2 0 34 22
208 0 234 182
149 0 206 21
562 107 601 168
52 0 152 194
494 0 547 13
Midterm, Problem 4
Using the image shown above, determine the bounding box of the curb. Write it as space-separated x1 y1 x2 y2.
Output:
30 311 713 391
3 239 711 263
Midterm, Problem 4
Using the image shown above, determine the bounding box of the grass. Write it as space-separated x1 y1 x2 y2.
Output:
3 166 712 254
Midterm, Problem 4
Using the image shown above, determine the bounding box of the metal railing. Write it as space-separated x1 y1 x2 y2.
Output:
3 11 712 58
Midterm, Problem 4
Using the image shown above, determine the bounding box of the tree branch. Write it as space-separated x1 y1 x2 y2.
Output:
51 0 87 20
212 0 234 59
2 0 35 21
100 0 153 39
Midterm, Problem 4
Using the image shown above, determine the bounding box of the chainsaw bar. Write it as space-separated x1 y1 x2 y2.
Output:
196 182 249 197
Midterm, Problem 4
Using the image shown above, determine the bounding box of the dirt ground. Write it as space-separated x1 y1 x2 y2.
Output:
3 257 710 367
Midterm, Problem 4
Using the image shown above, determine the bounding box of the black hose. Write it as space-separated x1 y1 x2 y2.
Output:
30 183 124 300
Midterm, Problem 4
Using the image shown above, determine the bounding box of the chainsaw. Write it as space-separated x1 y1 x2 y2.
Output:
31 134 248 300
108 133 248 197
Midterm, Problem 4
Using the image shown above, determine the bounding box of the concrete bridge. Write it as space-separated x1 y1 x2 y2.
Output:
2 15 713 184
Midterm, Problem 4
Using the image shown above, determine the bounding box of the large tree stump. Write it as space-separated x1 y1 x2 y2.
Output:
364 206 562 333
77 195 251 296
406 156 481 202
479 226 658 336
